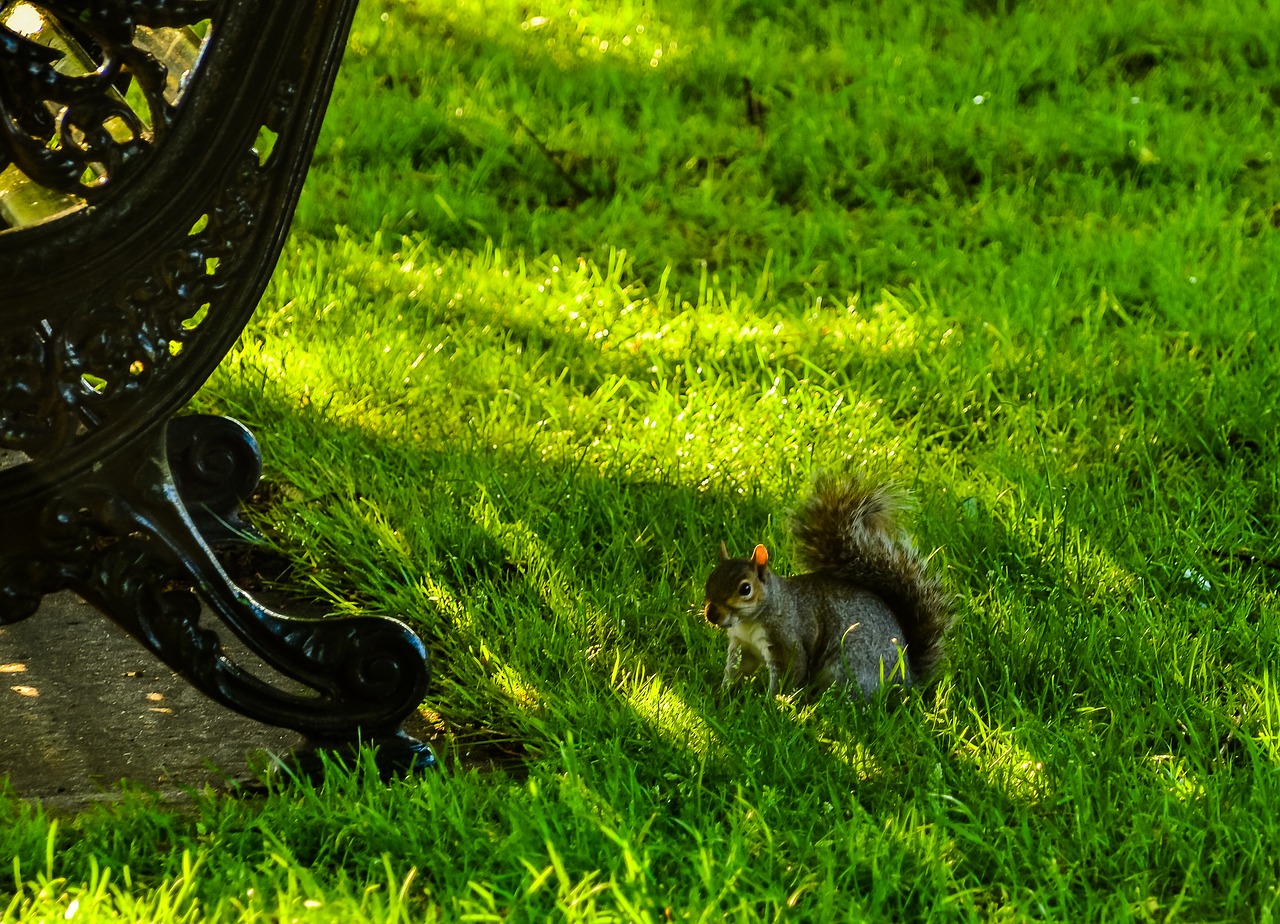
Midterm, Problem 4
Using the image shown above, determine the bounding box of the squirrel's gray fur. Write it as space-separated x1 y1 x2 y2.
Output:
702 472 952 699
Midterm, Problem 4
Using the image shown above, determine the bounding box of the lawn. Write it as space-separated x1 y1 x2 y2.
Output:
5 0 1280 919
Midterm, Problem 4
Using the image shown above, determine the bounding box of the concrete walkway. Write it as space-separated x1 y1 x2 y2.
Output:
0 591 302 810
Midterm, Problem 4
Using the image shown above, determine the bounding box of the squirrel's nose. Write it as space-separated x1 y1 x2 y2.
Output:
703 602 722 625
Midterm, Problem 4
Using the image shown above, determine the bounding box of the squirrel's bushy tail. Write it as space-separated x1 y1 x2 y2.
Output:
791 472 953 683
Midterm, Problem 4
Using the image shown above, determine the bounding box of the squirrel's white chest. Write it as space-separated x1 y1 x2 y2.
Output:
728 620 773 662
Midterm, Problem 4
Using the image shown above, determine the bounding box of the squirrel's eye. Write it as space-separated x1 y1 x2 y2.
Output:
738 581 753 598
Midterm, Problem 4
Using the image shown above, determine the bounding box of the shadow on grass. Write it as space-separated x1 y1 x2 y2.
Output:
304 0 1280 307
201 299 1279 801
213 398 777 770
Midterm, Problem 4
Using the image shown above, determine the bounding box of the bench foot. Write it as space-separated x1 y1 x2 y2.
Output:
295 730 440 780
0 417 431 747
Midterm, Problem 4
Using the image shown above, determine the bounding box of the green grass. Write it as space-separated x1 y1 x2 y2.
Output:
6 0 1280 919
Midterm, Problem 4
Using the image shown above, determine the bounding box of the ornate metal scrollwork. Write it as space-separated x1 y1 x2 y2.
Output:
0 0 438 772
167 413 263 544
0 151 264 458
1 418 432 743
0 2 342 469
0 1 273 461
0 1 212 202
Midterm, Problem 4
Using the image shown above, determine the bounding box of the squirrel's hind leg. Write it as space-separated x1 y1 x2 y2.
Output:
839 622 914 700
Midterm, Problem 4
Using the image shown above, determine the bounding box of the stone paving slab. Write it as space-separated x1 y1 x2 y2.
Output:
0 591 303 810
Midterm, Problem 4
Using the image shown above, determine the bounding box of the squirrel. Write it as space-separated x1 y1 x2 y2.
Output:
702 472 952 700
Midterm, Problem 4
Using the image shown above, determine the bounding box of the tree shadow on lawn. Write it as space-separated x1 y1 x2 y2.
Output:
216 405 776 772
320 12 773 239
219 419 1070 888
940 483 1272 781
317 0 1274 307
209 400 1079 799
208 383 1272 799
313 2 973 299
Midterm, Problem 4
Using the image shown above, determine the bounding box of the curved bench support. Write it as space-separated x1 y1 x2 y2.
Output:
0 2 436 774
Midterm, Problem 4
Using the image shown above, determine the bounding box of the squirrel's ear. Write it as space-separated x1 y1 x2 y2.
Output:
718 540 730 562
752 544 769 567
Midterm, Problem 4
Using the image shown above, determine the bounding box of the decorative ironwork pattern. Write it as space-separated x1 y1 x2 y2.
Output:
0 1 350 500
0 1 214 203
0 148 261 456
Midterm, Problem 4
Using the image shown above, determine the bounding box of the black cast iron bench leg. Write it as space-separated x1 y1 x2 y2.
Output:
0 2 437 776
2 414 435 773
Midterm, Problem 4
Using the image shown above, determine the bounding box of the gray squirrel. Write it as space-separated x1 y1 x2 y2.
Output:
702 473 952 699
